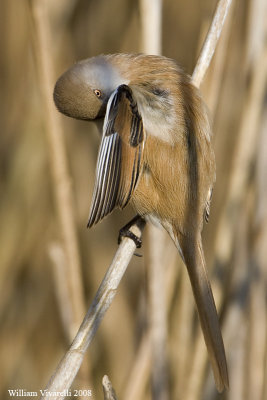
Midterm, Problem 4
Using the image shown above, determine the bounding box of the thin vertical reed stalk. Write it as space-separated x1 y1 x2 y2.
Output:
122 242 178 400
139 0 162 55
29 0 91 395
140 1 169 400
245 106 267 400
30 0 86 339
173 268 194 399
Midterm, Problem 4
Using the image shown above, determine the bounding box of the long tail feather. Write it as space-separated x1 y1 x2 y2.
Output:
176 232 229 392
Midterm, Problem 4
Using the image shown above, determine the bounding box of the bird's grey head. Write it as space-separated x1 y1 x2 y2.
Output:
53 56 122 120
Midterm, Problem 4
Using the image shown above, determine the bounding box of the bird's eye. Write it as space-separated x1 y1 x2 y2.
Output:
94 89 102 98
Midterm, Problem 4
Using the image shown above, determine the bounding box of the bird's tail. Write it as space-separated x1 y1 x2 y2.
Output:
175 232 229 392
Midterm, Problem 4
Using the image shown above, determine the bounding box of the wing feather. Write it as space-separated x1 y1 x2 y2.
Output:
88 84 145 227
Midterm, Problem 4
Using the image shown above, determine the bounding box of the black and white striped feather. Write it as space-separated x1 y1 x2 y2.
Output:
88 84 145 227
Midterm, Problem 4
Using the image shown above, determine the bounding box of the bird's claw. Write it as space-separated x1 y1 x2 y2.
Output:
118 227 142 248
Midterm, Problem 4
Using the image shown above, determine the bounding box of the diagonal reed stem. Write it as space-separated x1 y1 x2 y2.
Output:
40 218 145 400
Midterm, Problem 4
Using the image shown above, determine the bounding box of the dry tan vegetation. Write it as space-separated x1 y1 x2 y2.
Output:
0 1 266 399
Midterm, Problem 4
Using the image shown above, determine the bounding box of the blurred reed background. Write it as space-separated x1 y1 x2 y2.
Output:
0 0 266 399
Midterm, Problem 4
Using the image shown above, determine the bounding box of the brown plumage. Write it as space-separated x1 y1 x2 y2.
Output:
53 53 228 391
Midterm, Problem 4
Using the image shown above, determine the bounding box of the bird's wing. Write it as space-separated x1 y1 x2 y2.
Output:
88 84 145 227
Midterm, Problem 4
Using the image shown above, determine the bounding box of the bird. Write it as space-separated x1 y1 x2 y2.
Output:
53 53 228 392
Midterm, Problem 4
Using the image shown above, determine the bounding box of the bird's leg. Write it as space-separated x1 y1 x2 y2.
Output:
118 215 146 248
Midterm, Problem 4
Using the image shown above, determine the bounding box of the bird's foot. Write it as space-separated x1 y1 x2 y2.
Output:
118 215 145 249
119 229 142 248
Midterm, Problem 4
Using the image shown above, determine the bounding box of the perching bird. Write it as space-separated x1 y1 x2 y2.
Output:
53 53 228 391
